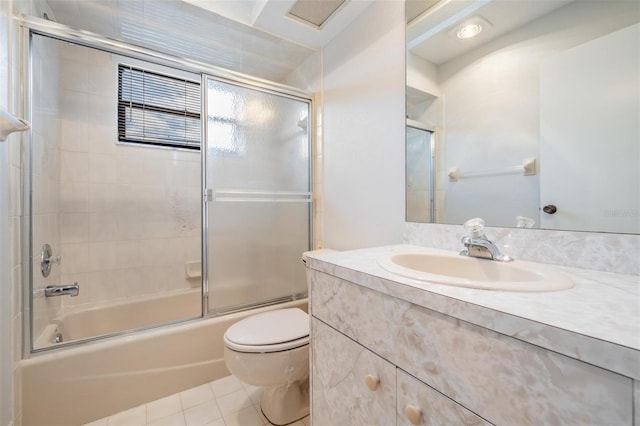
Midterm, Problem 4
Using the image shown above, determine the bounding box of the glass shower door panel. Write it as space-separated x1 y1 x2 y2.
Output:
406 126 434 223
29 35 203 352
206 78 311 313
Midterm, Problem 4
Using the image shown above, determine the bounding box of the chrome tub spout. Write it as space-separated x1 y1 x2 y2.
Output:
44 283 79 297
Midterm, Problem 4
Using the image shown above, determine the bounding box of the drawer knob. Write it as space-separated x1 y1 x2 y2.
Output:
405 405 422 425
365 374 380 391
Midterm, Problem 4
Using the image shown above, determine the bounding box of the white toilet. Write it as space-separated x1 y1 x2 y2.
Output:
223 249 334 425
223 307 310 426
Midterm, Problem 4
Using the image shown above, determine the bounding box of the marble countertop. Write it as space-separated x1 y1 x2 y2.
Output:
306 244 640 380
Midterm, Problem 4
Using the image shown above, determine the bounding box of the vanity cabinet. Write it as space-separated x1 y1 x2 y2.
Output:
311 318 396 426
312 317 489 426
396 369 490 426
309 269 635 426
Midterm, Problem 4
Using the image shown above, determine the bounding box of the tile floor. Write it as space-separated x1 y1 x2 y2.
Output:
83 375 310 426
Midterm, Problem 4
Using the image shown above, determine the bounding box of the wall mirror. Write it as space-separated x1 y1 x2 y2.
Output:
406 0 639 234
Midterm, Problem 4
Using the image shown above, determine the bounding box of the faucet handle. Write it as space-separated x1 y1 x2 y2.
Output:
463 217 486 238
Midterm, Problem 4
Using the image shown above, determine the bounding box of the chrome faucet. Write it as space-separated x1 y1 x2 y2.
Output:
44 283 79 297
459 218 514 262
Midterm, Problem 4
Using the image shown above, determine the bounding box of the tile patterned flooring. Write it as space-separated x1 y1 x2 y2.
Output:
83 375 310 426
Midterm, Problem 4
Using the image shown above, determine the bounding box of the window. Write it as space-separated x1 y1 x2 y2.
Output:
118 64 201 150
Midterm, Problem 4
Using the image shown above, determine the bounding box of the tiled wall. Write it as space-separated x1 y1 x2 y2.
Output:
25 37 202 350
51 42 202 311
30 33 62 345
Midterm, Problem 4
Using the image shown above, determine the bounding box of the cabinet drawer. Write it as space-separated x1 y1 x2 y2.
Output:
397 369 491 426
310 270 633 425
311 317 396 426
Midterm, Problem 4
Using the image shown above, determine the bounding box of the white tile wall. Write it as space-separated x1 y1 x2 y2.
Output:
31 32 63 349
52 41 202 311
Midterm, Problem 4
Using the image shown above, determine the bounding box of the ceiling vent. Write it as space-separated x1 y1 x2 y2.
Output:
287 0 347 29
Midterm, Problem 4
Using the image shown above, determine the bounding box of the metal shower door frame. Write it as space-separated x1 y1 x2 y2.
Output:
201 74 313 317
18 15 314 356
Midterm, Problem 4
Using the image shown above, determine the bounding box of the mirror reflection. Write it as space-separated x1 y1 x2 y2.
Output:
406 0 639 234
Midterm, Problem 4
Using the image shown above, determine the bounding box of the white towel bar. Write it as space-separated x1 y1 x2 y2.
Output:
448 158 536 182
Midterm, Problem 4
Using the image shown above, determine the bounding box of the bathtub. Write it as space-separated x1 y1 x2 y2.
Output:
21 297 308 426
33 289 203 348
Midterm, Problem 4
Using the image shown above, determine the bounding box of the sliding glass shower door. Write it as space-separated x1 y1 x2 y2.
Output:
204 77 311 314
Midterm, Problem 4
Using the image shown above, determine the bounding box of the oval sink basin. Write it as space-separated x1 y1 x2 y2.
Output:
378 252 573 292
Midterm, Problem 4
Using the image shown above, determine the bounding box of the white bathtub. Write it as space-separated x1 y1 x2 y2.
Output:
33 289 203 348
21 296 308 426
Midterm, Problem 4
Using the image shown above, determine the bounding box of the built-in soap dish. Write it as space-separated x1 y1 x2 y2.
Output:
185 260 201 279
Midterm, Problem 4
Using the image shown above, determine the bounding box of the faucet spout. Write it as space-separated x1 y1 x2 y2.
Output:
44 283 79 297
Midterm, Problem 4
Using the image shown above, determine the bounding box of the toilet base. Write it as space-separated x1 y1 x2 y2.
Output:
261 378 309 426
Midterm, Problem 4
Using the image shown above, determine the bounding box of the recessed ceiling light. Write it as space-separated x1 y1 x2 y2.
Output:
457 23 482 39
449 16 492 41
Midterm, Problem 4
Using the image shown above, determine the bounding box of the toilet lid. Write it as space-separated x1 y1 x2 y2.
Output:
224 308 309 353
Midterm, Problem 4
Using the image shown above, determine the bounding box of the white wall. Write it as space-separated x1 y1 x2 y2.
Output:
322 0 406 250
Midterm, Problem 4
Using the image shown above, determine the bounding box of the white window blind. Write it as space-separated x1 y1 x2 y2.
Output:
118 64 201 150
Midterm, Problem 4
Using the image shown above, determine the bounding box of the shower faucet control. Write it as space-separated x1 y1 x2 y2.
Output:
40 243 61 277
44 283 79 298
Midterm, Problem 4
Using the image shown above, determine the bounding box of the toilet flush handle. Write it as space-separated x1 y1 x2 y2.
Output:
365 374 380 391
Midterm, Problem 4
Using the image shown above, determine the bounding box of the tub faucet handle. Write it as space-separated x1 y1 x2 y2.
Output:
41 243 61 277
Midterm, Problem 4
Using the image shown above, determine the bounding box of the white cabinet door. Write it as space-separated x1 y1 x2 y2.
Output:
311 318 396 426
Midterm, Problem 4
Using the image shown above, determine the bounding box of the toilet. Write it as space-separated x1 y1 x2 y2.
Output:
223 249 334 425
223 307 310 426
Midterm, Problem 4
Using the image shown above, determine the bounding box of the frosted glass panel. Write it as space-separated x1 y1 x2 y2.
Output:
206 78 311 313
406 126 434 223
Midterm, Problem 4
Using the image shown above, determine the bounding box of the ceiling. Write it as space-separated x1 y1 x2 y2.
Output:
407 0 574 65
182 0 372 49
44 0 373 83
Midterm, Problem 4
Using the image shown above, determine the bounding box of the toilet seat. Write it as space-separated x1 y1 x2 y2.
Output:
224 308 309 353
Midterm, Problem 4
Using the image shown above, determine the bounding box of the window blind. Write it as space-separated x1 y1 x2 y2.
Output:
118 64 201 150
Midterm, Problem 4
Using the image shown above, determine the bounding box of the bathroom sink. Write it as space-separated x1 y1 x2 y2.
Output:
378 252 573 292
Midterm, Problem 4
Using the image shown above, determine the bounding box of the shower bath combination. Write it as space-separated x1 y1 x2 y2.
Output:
19 16 313 425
